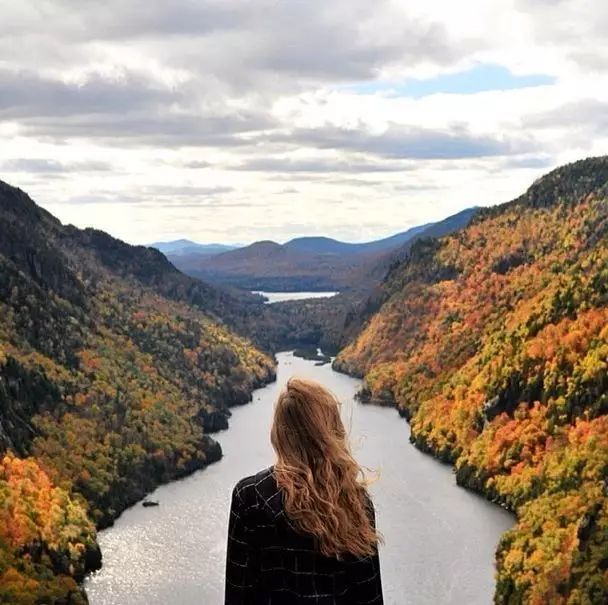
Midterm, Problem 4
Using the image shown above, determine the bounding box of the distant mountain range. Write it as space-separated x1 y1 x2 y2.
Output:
167 208 478 291
281 223 432 256
150 225 434 259
150 239 239 256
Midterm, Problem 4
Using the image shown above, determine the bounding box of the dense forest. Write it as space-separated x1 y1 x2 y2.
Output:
3 156 607 604
335 157 608 604
0 181 275 604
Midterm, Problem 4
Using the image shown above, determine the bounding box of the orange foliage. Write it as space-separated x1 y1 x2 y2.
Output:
337 165 608 603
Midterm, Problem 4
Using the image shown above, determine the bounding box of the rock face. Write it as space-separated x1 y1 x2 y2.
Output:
0 418 13 451
482 395 501 422
200 408 231 432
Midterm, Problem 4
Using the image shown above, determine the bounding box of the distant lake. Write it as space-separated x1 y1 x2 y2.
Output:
252 291 339 303
86 352 513 605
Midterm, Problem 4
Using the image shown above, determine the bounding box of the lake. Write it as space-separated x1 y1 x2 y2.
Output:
252 291 339 303
85 352 513 605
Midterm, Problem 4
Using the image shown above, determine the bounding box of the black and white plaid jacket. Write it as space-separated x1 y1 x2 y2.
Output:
225 466 383 604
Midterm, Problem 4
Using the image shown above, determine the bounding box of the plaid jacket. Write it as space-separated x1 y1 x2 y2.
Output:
225 466 383 604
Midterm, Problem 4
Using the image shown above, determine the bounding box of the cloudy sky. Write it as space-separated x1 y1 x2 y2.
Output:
0 0 606 245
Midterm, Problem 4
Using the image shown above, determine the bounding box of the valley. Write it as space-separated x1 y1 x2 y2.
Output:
85 352 513 605
1 156 607 604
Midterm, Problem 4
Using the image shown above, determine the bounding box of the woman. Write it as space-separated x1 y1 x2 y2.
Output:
225 376 383 604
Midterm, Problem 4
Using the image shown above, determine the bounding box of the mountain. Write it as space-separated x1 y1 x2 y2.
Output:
171 209 476 292
0 180 274 604
180 208 478 357
354 206 479 283
334 157 608 604
149 239 238 257
284 223 432 256
231 207 480 357
284 236 357 255
172 238 354 291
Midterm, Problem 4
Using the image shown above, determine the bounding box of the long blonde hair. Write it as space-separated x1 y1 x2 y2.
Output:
270 376 381 557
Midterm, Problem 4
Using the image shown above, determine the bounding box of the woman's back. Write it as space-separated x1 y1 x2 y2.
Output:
225 377 383 604
225 467 382 604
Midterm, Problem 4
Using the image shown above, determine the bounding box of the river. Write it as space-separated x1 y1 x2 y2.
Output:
85 351 513 605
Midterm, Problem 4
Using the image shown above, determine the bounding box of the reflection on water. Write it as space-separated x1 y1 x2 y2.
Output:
86 352 513 605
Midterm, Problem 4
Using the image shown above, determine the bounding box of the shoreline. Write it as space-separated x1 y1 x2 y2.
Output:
81 364 278 598
85 351 512 605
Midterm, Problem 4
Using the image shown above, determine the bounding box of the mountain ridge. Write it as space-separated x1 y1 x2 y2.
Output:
0 179 275 604
171 207 477 292
150 239 239 257
152 223 441 260
282 222 435 255
334 156 608 604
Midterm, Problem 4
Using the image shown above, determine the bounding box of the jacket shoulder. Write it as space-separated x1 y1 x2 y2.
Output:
232 466 275 511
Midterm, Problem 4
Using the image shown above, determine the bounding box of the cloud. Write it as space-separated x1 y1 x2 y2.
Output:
20 112 274 146
525 99 608 135
0 0 605 245
139 185 234 197
180 160 212 169
1 158 112 172
0 1 460 85
501 155 554 169
0 68 275 146
231 156 413 174
0 69 172 119
267 124 532 160
62 193 142 206
515 0 608 70
60 185 234 206
0 1 463 150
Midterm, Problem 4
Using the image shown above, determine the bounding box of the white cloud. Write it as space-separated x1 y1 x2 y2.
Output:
0 0 606 244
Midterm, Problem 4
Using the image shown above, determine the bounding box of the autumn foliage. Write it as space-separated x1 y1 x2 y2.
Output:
0 453 94 604
336 157 608 603
0 180 275 603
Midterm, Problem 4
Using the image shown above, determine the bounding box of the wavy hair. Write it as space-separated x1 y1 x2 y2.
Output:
270 376 381 558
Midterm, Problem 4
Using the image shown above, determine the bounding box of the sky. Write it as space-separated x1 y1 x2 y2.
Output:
0 0 606 245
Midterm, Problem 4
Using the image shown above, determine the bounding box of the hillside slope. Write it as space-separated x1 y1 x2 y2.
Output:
335 157 608 604
0 181 275 604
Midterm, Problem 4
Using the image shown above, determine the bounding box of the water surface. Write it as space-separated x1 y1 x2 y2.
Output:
252 291 339 303
86 352 512 605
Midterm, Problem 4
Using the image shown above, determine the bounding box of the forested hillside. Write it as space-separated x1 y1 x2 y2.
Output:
0 181 275 604
335 157 608 604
